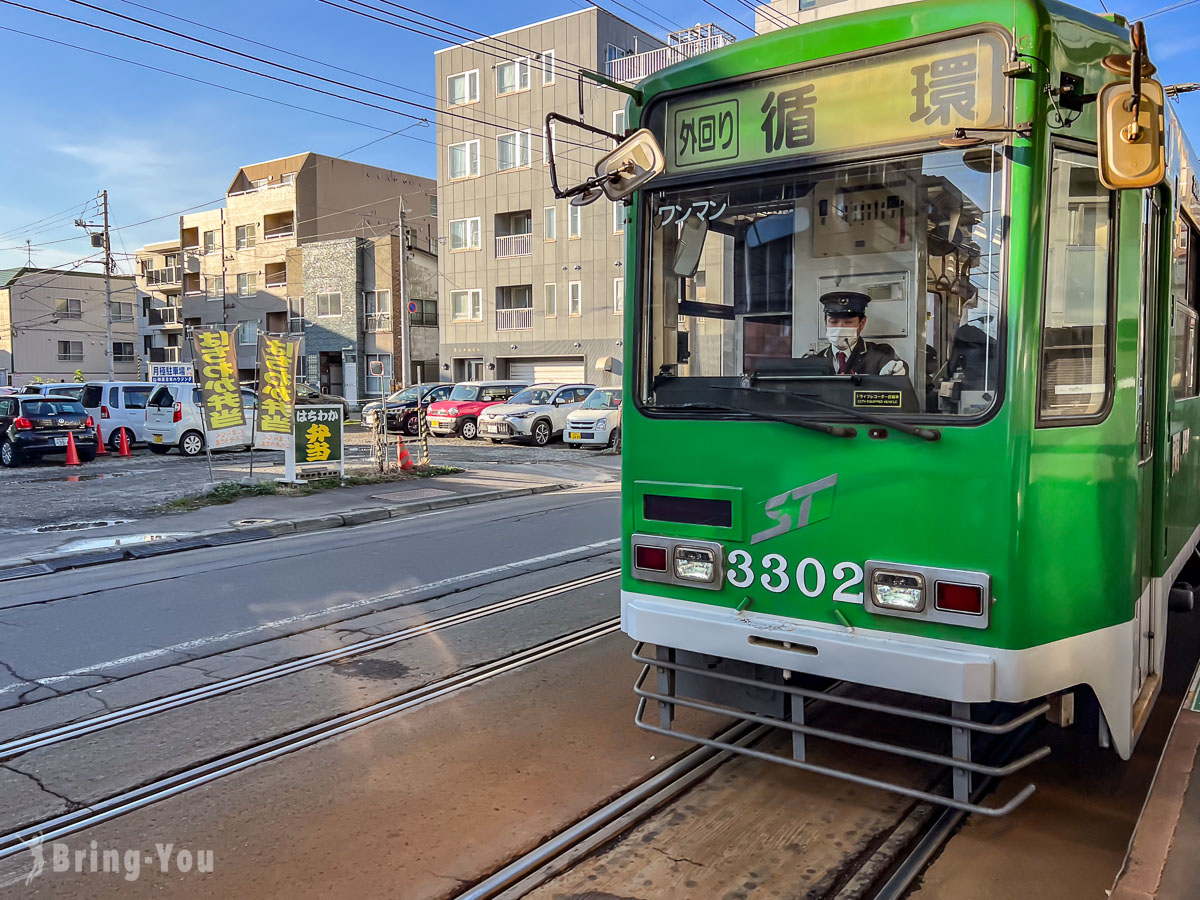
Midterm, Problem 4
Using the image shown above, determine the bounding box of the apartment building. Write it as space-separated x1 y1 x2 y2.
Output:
0 267 138 385
135 238 185 367
754 0 918 32
136 152 436 385
435 8 670 386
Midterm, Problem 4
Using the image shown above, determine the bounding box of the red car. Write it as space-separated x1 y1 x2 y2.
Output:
425 380 527 441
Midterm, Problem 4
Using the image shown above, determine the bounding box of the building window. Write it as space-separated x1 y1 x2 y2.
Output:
568 204 581 239
430 194 438 217
237 273 257 297
568 281 582 316
613 201 624 234
280 172 296 186
451 288 482 322
113 341 135 362
57 340 83 361
447 69 479 105
544 206 556 242
113 301 135 322
496 58 530 95
206 276 224 300
317 292 342 318
366 353 393 394
613 277 624 314
613 109 626 144
203 229 217 254
449 216 481 251
236 224 256 249
448 140 480 179
545 282 557 317
496 130 531 171
239 321 259 345
55 298 81 319
250 178 268 191
365 290 392 331
411 298 437 326
606 44 629 66
542 50 556 85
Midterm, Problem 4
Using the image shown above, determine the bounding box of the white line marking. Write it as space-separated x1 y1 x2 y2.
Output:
0 539 620 695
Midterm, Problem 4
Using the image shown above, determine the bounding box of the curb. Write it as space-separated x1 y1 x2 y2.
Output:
0 483 572 583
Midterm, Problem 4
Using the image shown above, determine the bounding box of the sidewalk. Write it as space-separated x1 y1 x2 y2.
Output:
1111 663 1200 899
0 464 613 578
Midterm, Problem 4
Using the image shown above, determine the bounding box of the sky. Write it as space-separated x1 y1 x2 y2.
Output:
0 0 1198 274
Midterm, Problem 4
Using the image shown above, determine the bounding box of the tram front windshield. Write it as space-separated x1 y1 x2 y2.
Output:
641 147 1004 420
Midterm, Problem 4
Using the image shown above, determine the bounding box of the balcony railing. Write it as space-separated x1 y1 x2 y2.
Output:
265 275 288 289
149 346 181 363
495 233 532 258
495 307 533 331
146 266 180 286
264 225 295 240
365 313 392 332
606 34 736 83
148 306 181 327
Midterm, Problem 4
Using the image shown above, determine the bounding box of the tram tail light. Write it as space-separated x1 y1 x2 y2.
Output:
673 546 716 583
634 544 668 572
935 582 985 616
871 571 925 611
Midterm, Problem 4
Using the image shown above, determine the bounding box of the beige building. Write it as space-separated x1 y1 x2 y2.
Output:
136 152 436 385
755 0 915 32
135 238 185 366
0 267 138 385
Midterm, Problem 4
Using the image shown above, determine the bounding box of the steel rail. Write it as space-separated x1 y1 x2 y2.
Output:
0 569 618 760
0 619 621 861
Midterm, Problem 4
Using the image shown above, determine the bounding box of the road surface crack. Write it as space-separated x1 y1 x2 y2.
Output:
0 659 61 703
650 846 705 869
423 868 469 888
2 764 81 811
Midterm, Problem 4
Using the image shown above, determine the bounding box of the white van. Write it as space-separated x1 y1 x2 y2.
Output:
145 383 256 456
80 381 157 449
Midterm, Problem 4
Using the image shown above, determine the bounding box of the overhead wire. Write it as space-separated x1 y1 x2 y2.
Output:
0 196 100 241
698 0 755 34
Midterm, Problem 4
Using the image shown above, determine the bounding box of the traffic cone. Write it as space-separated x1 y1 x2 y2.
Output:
397 440 414 471
64 431 81 467
94 419 106 455
117 427 132 458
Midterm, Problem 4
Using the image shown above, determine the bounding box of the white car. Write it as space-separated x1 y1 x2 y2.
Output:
80 381 157 449
564 388 622 450
145 383 256 456
478 383 594 447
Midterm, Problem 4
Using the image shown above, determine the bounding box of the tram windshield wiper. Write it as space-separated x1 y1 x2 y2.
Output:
656 401 857 438
712 383 942 442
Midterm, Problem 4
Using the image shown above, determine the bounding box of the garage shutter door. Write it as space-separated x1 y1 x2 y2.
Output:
508 359 586 384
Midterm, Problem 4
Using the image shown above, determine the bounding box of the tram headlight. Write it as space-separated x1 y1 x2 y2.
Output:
871 570 926 612
673 546 716 583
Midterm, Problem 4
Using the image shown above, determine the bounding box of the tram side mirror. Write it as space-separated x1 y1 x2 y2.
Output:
672 217 708 278
595 129 665 201
1098 78 1166 189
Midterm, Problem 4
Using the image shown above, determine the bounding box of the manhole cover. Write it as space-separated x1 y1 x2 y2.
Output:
230 517 276 527
371 488 453 503
33 519 134 534
56 532 190 552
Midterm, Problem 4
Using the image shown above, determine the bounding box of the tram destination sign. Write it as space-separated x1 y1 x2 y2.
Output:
663 33 1006 174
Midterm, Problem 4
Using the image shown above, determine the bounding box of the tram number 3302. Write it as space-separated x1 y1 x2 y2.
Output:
726 550 865 603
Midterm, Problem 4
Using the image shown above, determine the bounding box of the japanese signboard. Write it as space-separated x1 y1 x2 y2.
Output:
294 404 344 473
662 34 1005 174
149 362 195 384
192 328 247 449
254 334 301 450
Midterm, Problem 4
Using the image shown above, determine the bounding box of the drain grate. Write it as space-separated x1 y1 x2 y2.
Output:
371 488 454 503
204 528 274 546
0 563 54 582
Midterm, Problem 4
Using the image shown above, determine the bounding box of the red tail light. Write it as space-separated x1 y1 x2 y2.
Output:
85 416 94 428
173 402 182 423
634 545 668 572
12 417 32 431
935 582 985 616
100 405 110 419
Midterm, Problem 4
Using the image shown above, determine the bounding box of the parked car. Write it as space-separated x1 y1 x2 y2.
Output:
0 394 98 466
360 382 454 434
80 381 157 450
426 381 528 441
296 382 350 418
19 382 86 401
564 387 622 450
145 383 257 456
479 383 595 447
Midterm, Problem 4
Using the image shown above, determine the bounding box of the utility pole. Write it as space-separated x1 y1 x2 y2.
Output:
398 199 412 388
101 190 114 380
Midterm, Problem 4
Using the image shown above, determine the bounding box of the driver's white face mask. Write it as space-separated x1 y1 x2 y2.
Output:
826 325 858 351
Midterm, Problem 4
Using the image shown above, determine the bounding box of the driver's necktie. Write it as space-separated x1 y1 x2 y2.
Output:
835 351 849 374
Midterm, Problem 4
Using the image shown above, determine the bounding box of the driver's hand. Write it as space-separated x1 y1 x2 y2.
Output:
880 360 908 376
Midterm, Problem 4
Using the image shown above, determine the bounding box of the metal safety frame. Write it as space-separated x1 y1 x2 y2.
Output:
632 643 1051 816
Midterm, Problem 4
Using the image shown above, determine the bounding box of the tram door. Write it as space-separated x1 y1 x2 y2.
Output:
1135 190 1164 692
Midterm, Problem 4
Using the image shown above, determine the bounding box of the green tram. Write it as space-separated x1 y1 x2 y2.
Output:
556 0 1200 813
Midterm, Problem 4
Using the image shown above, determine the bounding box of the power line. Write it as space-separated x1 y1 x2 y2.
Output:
1145 0 1200 18
698 0 754 34
0 196 100 241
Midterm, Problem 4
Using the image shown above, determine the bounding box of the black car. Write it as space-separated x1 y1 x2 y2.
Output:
360 382 454 435
0 394 99 467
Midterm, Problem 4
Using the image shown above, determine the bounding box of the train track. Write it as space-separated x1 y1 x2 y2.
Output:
0 617 621 861
0 568 618 761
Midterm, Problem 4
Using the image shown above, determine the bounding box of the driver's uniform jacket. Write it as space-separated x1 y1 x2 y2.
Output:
809 340 902 376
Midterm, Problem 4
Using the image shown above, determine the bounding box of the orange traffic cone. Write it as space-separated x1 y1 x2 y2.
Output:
397 440 414 471
117 427 133 458
64 431 81 467
94 419 106 455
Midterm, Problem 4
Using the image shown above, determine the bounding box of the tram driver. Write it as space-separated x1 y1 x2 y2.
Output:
805 291 909 377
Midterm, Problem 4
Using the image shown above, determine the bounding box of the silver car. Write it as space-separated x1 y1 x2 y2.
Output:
478 383 594 447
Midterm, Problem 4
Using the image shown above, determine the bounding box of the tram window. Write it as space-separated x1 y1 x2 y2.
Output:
1038 150 1112 422
1173 216 1200 399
